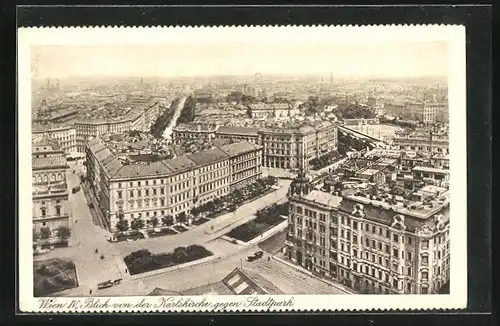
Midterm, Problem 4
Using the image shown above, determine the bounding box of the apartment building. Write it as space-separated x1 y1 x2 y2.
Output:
85 138 262 231
32 140 70 244
248 103 297 119
260 121 338 171
218 141 263 190
285 173 450 294
393 129 449 155
215 127 261 145
172 123 218 144
74 103 161 153
33 125 78 156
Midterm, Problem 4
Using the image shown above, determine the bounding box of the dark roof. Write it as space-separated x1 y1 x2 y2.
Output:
32 139 62 152
187 147 229 166
32 156 68 170
218 141 261 157
216 126 260 136
112 160 173 179
162 156 197 174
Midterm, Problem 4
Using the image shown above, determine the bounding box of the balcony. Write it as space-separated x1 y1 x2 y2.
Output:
33 213 70 222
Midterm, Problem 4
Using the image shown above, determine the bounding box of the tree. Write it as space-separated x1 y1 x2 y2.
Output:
177 212 187 225
40 226 51 240
33 229 40 243
213 198 223 210
150 216 159 228
162 215 174 227
116 219 130 233
56 226 72 241
131 218 145 231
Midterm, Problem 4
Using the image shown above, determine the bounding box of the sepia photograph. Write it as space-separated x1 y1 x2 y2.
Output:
18 25 467 312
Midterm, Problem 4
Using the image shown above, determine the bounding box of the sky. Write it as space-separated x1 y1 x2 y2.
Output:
31 41 448 79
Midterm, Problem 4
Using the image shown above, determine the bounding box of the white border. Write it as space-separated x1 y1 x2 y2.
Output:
18 25 467 312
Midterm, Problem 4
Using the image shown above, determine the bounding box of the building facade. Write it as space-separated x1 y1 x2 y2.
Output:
85 138 262 231
285 174 450 294
215 127 262 145
260 121 338 171
32 140 71 245
248 103 294 120
393 129 449 155
32 126 78 156
172 123 218 144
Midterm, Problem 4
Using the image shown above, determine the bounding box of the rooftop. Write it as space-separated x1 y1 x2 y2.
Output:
217 141 262 157
301 190 343 208
32 156 68 170
216 126 260 136
413 166 449 174
187 147 229 166
358 168 381 176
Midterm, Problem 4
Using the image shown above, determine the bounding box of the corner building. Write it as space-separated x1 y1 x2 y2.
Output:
285 173 450 294
32 140 71 240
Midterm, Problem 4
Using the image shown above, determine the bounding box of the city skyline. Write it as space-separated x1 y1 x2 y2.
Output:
32 41 448 79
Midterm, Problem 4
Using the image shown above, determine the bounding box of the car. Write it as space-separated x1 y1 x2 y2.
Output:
97 281 114 290
253 251 264 259
247 251 264 261
72 186 81 194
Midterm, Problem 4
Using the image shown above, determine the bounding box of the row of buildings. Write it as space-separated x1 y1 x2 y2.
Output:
383 101 449 124
285 169 450 295
247 103 300 120
172 121 338 171
32 102 162 156
392 127 449 155
85 137 263 231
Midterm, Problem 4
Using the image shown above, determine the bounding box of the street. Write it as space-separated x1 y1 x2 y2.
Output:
62 240 345 296
36 166 292 295
162 96 187 140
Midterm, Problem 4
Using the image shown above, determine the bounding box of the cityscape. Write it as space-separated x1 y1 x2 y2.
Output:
30 40 451 299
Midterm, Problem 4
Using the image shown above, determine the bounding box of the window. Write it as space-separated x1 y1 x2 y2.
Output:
353 235 358 243
393 248 399 258
41 208 46 217
372 225 376 233
378 242 382 250
421 255 429 266
129 191 134 198
365 238 370 247
407 267 412 276
365 224 369 231
407 252 412 261
353 249 358 257
421 286 428 294
385 244 390 253
118 191 122 199
386 230 390 238
421 240 429 249
393 234 399 242
421 271 428 280
393 279 398 288
352 221 358 229
408 237 413 245
55 206 61 215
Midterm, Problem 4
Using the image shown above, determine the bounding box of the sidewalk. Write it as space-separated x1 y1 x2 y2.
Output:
272 255 357 294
